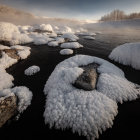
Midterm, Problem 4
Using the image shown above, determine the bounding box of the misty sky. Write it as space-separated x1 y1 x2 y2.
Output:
0 0 140 20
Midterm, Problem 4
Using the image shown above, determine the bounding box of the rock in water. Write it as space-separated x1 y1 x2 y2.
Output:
73 63 99 90
0 95 17 127
0 49 20 60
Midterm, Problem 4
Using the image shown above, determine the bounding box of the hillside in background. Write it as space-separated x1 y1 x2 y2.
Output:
0 5 87 26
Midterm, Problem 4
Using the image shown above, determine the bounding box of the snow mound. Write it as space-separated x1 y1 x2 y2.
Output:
44 55 140 139
55 37 65 43
24 65 40 76
48 41 59 47
60 42 83 49
109 42 140 70
11 45 31 59
0 86 33 113
0 22 20 41
60 49 73 55
29 33 54 45
39 24 53 32
0 45 10 50
0 52 17 69
83 36 95 40
56 26 73 34
12 86 33 113
0 22 33 45
0 68 14 90
62 33 79 41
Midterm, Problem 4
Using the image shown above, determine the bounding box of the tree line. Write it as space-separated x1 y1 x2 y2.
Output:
100 10 140 21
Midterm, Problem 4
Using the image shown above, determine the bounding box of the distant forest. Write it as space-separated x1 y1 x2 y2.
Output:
100 10 140 21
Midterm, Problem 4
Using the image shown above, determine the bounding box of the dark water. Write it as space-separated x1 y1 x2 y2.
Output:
1 33 140 140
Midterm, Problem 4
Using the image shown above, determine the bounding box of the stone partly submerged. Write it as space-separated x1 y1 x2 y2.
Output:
1 49 21 60
0 95 17 127
73 63 99 91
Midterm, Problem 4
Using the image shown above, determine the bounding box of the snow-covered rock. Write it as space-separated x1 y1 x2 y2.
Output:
48 41 59 47
109 42 140 70
62 33 79 41
0 52 17 69
29 33 54 45
55 37 65 44
56 26 73 34
83 36 95 40
60 49 73 55
0 22 33 45
24 65 40 76
0 45 10 50
0 86 32 113
39 24 53 32
0 68 14 90
11 45 31 60
60 42 83 49
44 55 140 140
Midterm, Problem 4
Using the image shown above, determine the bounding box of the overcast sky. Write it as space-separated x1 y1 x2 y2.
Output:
0 0 140 19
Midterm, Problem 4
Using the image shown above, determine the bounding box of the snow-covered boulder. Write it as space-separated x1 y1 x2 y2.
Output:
56 26 73 34
0 22 33 45
62 33 79 41
60 42 83 49
60 49 73 55
48 41 59 47
83 36 95 40
11 45 31 60
55 37 65 44
109 42 140 70
24 65 40 76
0 68 14 90
44 55 140 140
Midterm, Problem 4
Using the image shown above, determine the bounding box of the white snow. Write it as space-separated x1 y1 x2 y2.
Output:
62 33 79 41
60 49 73 55
0 22 33 45
60 42 83 49
56 26 73 34
48 41 59 47
39 24 53 32
0 86 33 113
0 52 17 69
29 33 54 45
55 37 65 43
24 65 40 76
11 86 33 113
0 68 14 90
0 45 10 50
44 55 140 140
11 45 31 59
109 42 140 70
83 36 95 40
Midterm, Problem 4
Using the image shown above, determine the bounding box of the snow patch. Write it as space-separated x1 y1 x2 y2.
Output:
24 65 40 76
109 42 140 70
60 42 83 49
60 49 73 55
62 33 79 41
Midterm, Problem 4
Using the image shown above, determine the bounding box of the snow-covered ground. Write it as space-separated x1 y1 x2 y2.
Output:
109 42 140 70
60 49 73 55
24 65 40 76
44 55 140 140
